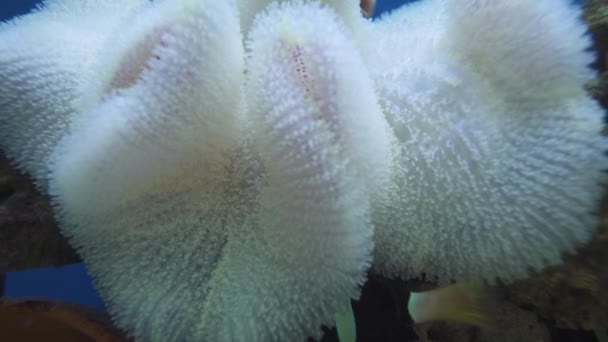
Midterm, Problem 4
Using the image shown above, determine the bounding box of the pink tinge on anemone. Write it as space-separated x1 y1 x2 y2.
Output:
108 27 170 91
291 44 312 97
285 41 342 142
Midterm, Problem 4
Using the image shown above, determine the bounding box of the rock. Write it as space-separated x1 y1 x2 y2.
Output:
507 218 608 330
0 297 130 341
0 152 79 272
584 0 608 109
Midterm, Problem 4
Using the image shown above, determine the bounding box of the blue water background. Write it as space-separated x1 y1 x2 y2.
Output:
0 0 588 310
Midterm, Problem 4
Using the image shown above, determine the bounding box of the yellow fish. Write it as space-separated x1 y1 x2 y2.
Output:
408 282 493 328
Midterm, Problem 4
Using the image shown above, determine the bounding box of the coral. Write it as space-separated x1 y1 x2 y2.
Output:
506 210 608 330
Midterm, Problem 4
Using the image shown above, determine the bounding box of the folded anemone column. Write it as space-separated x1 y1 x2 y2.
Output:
50 0 389 341
233 2 392 340
369 0 608 283
0 0 147 190
51 0 245 340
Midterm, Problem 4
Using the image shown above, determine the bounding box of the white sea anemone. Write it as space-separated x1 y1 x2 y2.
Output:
370 0 607 282
0 0 604 340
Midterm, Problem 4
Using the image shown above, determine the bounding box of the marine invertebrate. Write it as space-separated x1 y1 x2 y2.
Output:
369 0 607 283
1 0 385 341
0 0 604 340
0 0 147 190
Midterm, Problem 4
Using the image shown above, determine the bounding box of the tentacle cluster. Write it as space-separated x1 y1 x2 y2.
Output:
0 0 604 340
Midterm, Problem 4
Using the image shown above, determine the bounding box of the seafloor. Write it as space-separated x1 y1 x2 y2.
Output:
1 1 608 341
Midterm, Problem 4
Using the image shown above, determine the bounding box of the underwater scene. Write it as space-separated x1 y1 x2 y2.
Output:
0 0 606 341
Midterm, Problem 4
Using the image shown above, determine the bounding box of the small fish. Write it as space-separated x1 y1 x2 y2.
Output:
360 0 376 18
408 282 492 327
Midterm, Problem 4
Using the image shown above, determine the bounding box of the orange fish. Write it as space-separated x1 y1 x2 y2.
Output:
360 0 376 18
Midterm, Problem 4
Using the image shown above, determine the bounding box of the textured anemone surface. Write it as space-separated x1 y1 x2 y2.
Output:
0 0 605 341
28 0 377 341
369 0 607 282
0 0 147 190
